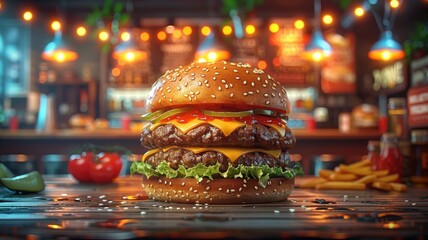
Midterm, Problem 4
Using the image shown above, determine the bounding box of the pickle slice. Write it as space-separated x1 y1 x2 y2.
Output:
151 107 191 124
1 171 45 192
141 110 164 122
0 163 14 178
202 110 253 118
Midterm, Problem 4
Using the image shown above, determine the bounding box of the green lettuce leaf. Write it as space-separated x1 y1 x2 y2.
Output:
130 161 303 188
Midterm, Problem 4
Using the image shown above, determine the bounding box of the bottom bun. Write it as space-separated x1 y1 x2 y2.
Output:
142 176 295 204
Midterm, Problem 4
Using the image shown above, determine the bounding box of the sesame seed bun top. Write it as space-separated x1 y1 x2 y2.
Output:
146 61 290 114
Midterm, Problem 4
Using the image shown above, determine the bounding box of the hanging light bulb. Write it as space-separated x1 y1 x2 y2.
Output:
367 0 404 61
368 30 404 61
195 30 231 63
303 0 332 62
41 31 78 62
113 32 147 62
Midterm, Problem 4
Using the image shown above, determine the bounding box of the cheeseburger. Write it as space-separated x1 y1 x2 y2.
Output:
131 61 302 204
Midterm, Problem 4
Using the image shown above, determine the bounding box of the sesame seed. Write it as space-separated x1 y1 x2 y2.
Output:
272 86 276 90
201 74 206 77
221 79 227 84
206 84 210 87
211 94 216 99
169 99 172 102
184 82 188 87
266 100 270 105
264 94 269 97
218 188 223 191
255 186 259 190
225 84 229 89
233 69 238 73
251 82 255 87
177 86 181 90
198 81 202 86
262 84 267 88
236 76 240 80
230 93 234 98
243 80 247 85
248 91 254 95
271 93 276 97
237 194 241 198
256 90 260 93
218 86 222 91
213 77 217 80
243 92 248 96
257 77 261 81
229 83 233 88
214 72 220 75
223 66 227 70
184 93 189 97
195 91 200 95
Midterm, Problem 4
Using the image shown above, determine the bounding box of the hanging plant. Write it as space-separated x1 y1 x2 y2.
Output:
221 0 263 39
85 0 130 52
404 22 428 62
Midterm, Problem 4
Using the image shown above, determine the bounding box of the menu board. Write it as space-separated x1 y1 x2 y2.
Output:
159 26 195 73
321 33 356 94
230 21 264 68
408 84 428 128
265 19 313 86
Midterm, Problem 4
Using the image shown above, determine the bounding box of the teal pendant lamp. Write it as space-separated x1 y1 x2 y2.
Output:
303 0 332 62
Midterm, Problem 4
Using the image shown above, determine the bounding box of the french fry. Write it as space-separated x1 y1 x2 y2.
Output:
355 174 377 184
329 173 358 181
346 159 372 169
300 177 327 188
372 181 393 191
372 169 389 177
389 182 407 192
319 169 335 179
338 165 373 176
316 181 366 190
377 173 399 182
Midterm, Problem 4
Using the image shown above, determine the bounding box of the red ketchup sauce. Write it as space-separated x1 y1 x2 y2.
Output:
161 110 285 127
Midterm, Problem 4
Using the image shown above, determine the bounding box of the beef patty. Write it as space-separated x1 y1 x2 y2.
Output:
141 123 296 150
144 147 292 172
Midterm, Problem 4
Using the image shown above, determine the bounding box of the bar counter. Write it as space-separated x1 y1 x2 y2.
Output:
0 176 426 239
0 128 381 164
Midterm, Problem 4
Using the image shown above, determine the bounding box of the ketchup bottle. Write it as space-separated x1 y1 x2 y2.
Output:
378 133 403 181
367 141 380 170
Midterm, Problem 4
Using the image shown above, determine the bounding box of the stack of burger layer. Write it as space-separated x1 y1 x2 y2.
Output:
131 61 302 204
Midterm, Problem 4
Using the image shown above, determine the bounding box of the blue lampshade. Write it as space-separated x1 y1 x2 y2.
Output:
42 31 78 62
368 30 404 61
303 29 332 62
195 32 231 63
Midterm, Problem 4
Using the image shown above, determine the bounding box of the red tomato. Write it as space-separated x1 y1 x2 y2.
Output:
97 152 123 177
90 162 116 184
67 152 95 183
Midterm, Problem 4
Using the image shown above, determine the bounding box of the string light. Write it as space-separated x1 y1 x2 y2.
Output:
121 32 131 41
222 25 233 36
165 25 175 34
98 30 109 41
257 60 267 70
140 32 150 41
51 20 61 31
354 7 365 17
173 29 182 39
294 19 305 29
245 24 256 35
201 26 211 36
157 31 167 41
22 10 33 22
269 23 280 33
0 1 3 11
322 14 333 25
390 0 400 8
76 26 87 37
183 26 192 36
112 67 121 77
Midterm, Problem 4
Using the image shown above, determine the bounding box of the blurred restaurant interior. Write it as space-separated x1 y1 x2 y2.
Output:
0 0 427 175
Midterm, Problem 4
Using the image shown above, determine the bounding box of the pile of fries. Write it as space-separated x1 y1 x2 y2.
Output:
300 159 407 192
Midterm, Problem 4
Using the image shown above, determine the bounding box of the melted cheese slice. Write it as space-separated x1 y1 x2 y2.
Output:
150 118 285 137
142 146 281 163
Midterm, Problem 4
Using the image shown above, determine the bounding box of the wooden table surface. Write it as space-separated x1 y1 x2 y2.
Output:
0 176 426 239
